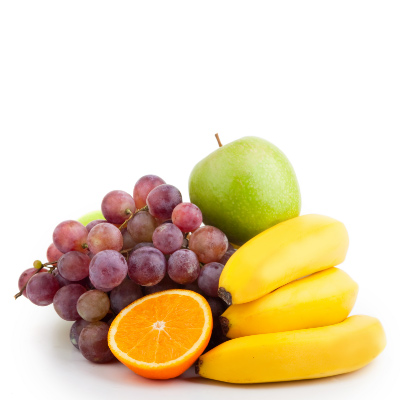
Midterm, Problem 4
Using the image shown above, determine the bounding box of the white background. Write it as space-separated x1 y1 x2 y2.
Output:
1 1 399 399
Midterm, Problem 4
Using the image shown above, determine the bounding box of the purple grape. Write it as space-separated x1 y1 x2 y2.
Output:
152 223 183 255
133 175 166 209
167 249 200 284
18 268 47 297
132 242 154 251
70 319 90 349
87 223 123 254
197 262 224 297
120 228 137 250
53 284 87 321
57 251 91 282
54 270 73 287
78 322 115 363
146 184 182 221
77 290 110 322
110 278 142 314
53 220 88 253
219 248 236 265
127 211 158 243
206 296 228 320
46 243 63 263
101 190 136 224
86 219 107 232
127 247 166 286
172 202 203 232
26 273 60 306
143 274 181 295
89 250 128 292
189 225 229 263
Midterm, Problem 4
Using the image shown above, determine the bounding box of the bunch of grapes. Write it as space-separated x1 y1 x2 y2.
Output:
16 175 236 363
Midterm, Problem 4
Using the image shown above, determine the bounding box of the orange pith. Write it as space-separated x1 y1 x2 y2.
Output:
108 289 213 379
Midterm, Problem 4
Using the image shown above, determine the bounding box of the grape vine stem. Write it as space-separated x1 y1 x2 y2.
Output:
14 261 58 300
119 205 149 231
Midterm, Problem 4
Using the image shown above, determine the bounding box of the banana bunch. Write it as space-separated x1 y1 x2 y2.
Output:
197 214 386 384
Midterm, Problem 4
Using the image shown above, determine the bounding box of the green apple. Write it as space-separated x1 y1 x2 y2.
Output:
77 210 105 226
189 136 301 245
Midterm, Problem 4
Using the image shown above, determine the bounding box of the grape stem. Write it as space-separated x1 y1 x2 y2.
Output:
118 205 149 231
14 261 57 300
215 133 223 147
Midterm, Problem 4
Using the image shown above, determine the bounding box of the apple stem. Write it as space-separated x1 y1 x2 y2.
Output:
14 261 58 300
215 133 223 147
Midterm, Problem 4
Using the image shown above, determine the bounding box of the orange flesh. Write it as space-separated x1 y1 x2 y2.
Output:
113 293 206 364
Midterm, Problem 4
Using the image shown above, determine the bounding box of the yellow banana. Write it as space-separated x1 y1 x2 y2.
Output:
218 214 349 305
196 315 386 383
221 267 358 338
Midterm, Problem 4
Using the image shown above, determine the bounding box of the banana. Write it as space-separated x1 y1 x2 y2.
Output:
221 267 358 338
218 214 349 305
196 315 386 383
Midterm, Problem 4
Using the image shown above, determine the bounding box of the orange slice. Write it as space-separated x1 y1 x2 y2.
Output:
108 289 213 379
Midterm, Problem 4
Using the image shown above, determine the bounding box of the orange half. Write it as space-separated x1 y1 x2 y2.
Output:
108 289 213 379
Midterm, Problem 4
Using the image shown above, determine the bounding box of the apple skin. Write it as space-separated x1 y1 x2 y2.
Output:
189 136 301 246
77 210 105 226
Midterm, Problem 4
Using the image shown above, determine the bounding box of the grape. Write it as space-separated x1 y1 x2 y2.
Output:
127 247 166 286
219 248 236 265
54 270 72 287
70 319 90 349
206 296 228 320
197 262 224 297
183 281 205 296
101 190 136 224
86 219 107 232
120 228 137 251
132 242 154 251
18 268 47 297
172 202 202 232
77 290 110 322
53 220 88 253
143 274 181 295
89 250 128 292
146 184 182 221
57 251 91 281
133 175 166 209
53 284 87 321
127 211 158 243
152 223 183 254
26 273 60 306
78 321 115 363
189 225 229 263
167 249 200 284
87 223 123 254
46 243 63 263
110 278 142 314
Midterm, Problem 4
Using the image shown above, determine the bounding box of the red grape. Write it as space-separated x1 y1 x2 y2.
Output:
167 249 200 284
143 274 181 295
101 190 136 224
120 228 137 250
146 184 182 221
89 250 128 292
87 223 123 254
133 175 166 209
132 242 154 251
219 248 236 265
127 247 166 286
26 273 60 306
197 262 224 297
70 319 90 349
53 284 87 321
172 202 202 232
46 243 63 263
77 290 110 322
53 220 88 254
57 251 91 281
78 322 115 363
127 211 158 243
86 219 107 232
110 278 143 314
152 223 183 254
18 268 47 297
189 225 229 263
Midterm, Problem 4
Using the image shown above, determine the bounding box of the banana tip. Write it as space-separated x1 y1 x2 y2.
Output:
195 358 202 375
218 287 232 305
220 316 230 336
